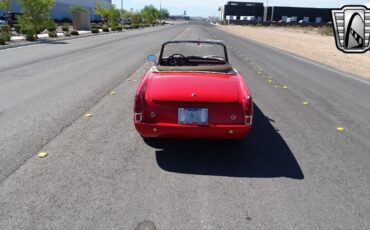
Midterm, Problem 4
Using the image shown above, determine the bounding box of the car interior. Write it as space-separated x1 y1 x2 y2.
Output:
155 41 236 73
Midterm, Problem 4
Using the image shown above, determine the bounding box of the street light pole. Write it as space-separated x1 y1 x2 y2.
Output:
266 0 268 22
121 0 124 26
159 0 162 23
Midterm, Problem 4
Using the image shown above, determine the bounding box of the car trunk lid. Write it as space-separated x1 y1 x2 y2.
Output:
148 72 239 103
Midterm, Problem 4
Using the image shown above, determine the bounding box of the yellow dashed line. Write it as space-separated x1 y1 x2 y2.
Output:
37 152 48 158
337 127 346 132
84 113 93 118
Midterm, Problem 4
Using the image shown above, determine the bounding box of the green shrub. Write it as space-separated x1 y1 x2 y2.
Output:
91 23 102 29
20 28 29 35
0 26 10 41
0 26 11 41
0 35 5 45
64 31 71 37
115 26 123 31
1 26 8 33
111 27 116 31
48 26 56 32
123 25 132 30
91 28 99 33
62 24 69 32
71 30 79 36
26 33 36 41
3 33 10 41
102 27 109 32
48 31 57 37
14 24 21 33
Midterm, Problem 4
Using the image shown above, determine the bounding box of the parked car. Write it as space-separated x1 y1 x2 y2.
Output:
2 12 21 27
134 40 253 140
119 18 132 25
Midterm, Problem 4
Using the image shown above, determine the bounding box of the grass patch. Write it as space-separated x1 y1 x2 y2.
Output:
62 24 70 32
318 26 334 36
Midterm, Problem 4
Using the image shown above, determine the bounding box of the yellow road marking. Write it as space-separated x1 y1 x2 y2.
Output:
337 127 346 132
38 152 48 158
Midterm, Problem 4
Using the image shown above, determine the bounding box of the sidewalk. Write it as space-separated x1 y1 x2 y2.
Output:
1 29 123 50
0 24 171 50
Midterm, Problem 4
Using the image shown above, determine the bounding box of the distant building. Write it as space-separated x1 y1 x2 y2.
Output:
1 0 111 21
221 1 332 23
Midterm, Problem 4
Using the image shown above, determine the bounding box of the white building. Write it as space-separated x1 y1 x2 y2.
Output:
2 0 111 20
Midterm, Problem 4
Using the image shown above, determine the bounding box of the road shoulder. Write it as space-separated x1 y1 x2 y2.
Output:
218 25 370 80
0 61 152 229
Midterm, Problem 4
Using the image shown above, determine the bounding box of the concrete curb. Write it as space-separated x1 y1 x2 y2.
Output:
0 30 127 50
0 25 169 50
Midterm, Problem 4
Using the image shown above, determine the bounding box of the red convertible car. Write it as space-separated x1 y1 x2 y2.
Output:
134 40 253 139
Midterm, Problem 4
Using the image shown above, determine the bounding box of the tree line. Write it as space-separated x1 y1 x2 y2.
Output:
0 0 170 40
95 2 169 27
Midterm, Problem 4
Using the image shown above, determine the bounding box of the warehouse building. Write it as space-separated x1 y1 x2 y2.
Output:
221 1 332 23
1 0 111 21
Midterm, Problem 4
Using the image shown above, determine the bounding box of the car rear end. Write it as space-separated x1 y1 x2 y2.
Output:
134 71 253 139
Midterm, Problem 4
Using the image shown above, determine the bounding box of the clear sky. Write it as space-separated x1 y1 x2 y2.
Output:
112 0 370 17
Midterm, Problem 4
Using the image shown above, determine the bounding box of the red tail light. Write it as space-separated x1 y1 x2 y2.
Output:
243 96 253 125
134 93 143 122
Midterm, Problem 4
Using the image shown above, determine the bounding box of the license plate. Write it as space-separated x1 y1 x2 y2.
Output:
178 108 208 125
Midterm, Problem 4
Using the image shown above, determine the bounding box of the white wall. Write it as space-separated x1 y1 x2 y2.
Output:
2 0 112 20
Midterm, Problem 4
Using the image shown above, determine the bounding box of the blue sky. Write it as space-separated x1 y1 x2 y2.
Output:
112 0 370 17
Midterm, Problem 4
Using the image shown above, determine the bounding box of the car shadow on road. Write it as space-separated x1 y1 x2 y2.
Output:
148 105 304 179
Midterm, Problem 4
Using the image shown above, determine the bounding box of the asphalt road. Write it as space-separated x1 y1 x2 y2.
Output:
0 22 369 229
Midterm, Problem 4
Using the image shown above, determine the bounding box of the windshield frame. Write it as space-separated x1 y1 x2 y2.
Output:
159 40 229 64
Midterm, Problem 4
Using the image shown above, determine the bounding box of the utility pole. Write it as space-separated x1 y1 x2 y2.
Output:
269 0 274 22
264 0 269 22
159 0 162 23
121 0 124 26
